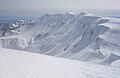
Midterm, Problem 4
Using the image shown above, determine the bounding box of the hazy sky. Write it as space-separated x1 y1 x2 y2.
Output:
0 0 120 17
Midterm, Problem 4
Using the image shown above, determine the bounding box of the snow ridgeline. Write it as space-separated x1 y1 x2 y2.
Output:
0 48 120 78
0 12 120 66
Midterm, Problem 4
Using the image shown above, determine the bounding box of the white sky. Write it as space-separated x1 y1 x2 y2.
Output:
0 0 120 17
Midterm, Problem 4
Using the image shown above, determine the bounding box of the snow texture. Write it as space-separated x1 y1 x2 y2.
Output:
0 48 120 78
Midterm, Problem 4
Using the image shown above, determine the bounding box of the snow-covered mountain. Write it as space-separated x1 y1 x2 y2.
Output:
0 12 120 66
0 48 120 78
0 19 37 36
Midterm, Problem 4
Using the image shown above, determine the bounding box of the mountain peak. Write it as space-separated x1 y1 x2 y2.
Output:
79 12 94 16
65 12 75 15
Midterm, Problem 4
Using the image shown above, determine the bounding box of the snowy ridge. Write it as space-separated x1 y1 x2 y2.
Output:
0 48 120 78
0 12 120 66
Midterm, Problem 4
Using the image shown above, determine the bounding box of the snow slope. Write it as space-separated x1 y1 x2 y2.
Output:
0 48 120 78
0 12 120 65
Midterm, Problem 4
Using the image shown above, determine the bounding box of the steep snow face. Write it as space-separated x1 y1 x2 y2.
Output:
0 12 120 66
0 48 120 78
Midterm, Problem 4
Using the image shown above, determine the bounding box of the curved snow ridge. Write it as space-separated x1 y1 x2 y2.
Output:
102 17 120 29
70 51 105 62
99 53 120 65
0 48 120 78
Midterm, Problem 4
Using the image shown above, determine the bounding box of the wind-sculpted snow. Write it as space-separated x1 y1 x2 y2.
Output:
0 48 120 78
99 53 120 65
0 12 120 66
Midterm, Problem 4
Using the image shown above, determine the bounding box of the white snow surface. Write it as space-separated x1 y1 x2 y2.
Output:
0 48 120 78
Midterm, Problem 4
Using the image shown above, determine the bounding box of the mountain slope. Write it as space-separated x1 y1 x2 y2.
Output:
0 48 120 78
0 12 120 65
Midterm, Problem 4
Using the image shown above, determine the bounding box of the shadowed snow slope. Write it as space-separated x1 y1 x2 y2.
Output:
0 48 120 78
0 12 120 65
